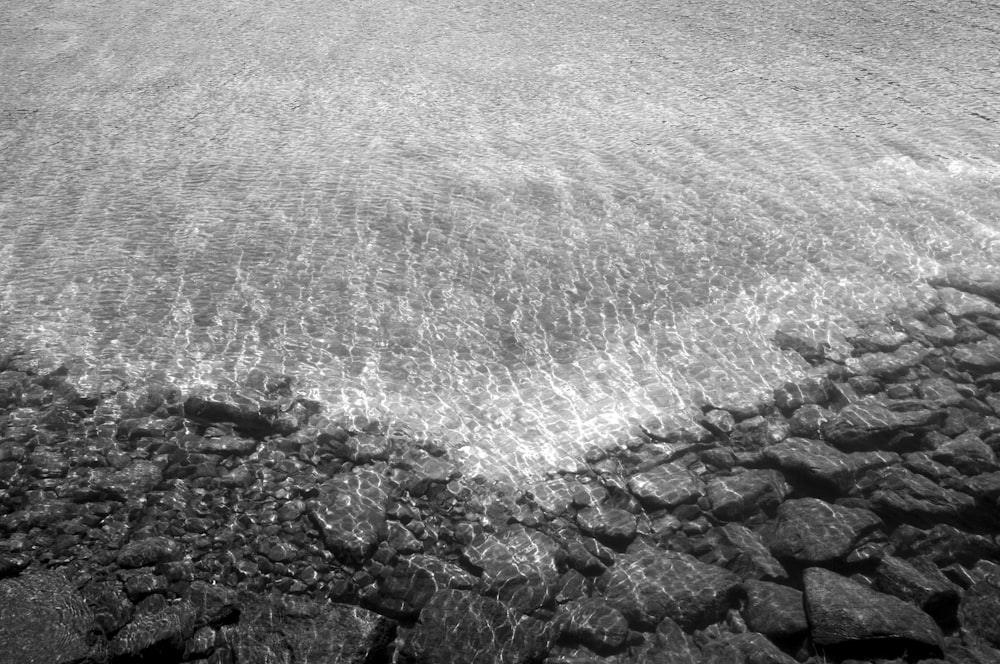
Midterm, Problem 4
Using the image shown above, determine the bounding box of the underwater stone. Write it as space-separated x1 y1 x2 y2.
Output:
804 567 943 657
603 546 741 630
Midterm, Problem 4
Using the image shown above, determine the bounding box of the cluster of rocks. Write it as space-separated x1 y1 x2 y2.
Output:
3 266 1000 663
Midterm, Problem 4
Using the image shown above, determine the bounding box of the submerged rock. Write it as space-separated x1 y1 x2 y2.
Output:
0 571 105 664
603 547 741 630
803 567 943 659
396 589 554 664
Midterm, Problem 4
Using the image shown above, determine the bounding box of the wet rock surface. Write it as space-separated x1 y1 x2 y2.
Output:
3 267 1000 663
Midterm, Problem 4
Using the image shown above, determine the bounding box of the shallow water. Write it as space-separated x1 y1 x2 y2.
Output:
1 0 999 476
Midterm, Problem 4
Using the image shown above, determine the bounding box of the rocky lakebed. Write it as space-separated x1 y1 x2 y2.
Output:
4 266 1000 663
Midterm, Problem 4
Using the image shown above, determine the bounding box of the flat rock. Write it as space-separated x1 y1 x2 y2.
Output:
762 437 898 493
369 554 476 619
958 560 1000 649
463 526 561 612
698 523 787 581
845 343 929 380
953 336 1000 375
558 598 629 653
108 601 198 661
626 462 703 510
890 523 1000 567
773 376 833 412
699 632 798 664
804 567 943 658
764 497 882 565
874 555 961 627
865 466 978 528
603 547 741 630
741 579 808 639
930 266 1000 303
226 594 394 664
308 468 394 562
930 432 999 475
0 571 105 664
575 505 637 546
822 402 945 451
705 469 790 521
118 536 185 568
396 589 554 664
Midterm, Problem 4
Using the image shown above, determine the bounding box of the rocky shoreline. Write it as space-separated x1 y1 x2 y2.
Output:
4 267 1000 663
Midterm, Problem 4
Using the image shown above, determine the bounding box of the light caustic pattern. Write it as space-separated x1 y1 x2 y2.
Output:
1 0 999 476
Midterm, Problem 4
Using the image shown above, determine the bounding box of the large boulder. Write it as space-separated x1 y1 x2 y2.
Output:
764 497 882 565
0 571 106 664
821 402 944 451
705 469 790 521
463 526 561 613
395 589 554 664
762 437 897 494
366 554 476 619
741 579 808 640
603 546 741 630
803 567 943 659
864 466 978 528
225 593 394 664
626 462 703 510
308 468 394 562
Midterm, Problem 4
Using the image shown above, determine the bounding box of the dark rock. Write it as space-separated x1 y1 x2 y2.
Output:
890 523 1000 567
0 571 106 664
558 598 629 654
696 523 787 581
395 588 554 664
575 505 637 546
627 617 700 664
957 471 1000 500
764 497 882 565
730 415 790 449
774 377 833 413
803 567 943 658
626 462 703 510
463 526 561 613
874 555 961 627
845 343 929 380
762 437 898 494
118 536 184 568
187 580 239 627
603 546 741 630
822 401 945 451
367 554 476 619
954 336 1000 375
773 328 829 364
930 266 1000 304
309 468 393 562
698 631 799 664
183 395 296 438
787 404 835 438
705 469 790 521
958 560 1000 649
702 409 736 437
930 432 999 475
528 477 584 516
184 435 258 456
226 594 395 664
564 540 607 576
108 600 198 662
741 579 808 639
864 466 978 528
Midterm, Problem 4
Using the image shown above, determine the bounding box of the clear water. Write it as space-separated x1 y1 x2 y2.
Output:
1 0 998 477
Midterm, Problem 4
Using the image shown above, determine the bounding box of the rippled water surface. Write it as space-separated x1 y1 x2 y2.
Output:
2 0 999 476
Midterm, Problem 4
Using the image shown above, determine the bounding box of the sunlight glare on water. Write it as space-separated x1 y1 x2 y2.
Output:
1 0 999 476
